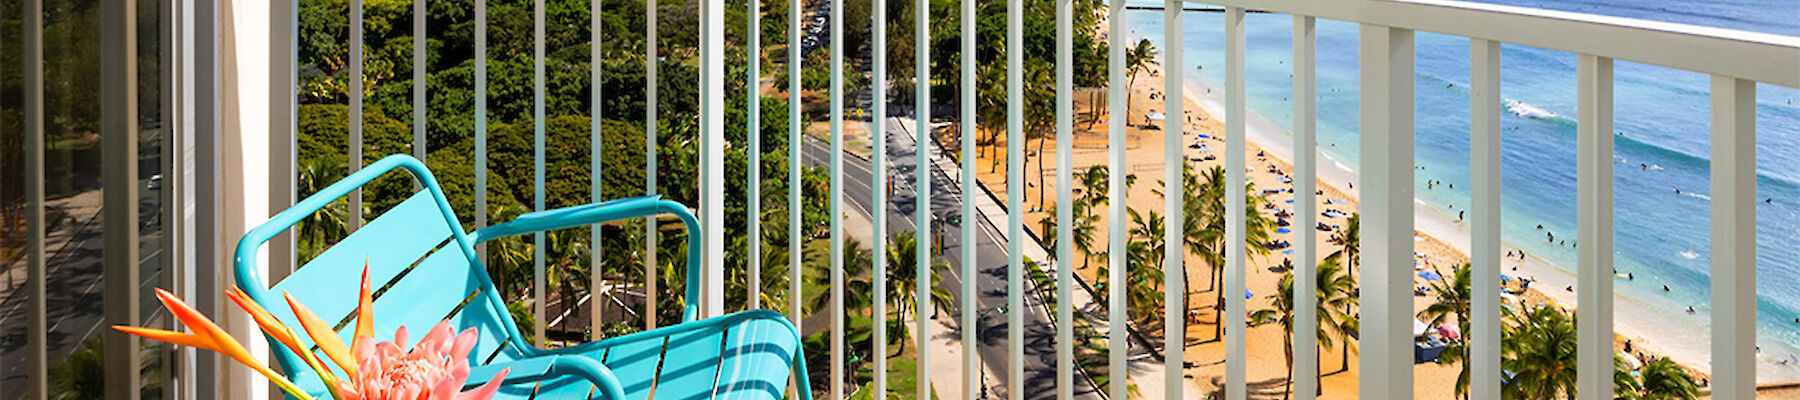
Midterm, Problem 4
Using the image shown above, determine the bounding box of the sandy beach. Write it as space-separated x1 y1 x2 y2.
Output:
947 25 1717 398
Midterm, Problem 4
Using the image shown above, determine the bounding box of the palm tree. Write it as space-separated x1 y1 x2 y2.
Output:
799 235 875 315
1126 209 1167 328
1314 257 1359 376
486 203 537 299
1189 165 1277 340
1616 354 1646 400
1123 38 1160 126
1249 272 1300 400
1637 357 1700 399
1022 60 1057 209
544 228 593 338
1074 165 1133 272
886 231 955 323
1420 264 1472 398
1502 304 1579 399
1328 213 1361 273
297 160 348 263
1038 201 1097 273
1250 256 1356 400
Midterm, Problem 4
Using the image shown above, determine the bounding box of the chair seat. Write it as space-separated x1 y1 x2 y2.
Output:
487 310 801 400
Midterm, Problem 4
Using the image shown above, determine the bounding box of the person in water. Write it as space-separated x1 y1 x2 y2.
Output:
1664 285 1671 292
1687 306 1697 314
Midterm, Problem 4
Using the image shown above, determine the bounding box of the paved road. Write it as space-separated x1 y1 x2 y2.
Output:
0 176 168 399
800 117 1104 400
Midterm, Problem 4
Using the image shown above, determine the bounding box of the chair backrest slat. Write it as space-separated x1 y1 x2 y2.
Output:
712 317 798 400
272 192 456 342
367 244 516 362
605 336 672 399
648 328 728 400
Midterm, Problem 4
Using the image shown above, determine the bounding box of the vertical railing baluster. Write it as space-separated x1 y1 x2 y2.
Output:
160 0 185 395
350 0 364 231
1005 0 1024 397
1224 7 1247 400
196 0 224 393
1469 37 1503 400
914 0 934 395
23 0 45 396
1162 2 1185 398
1291 14 1318 400
1106 0 1127 397
533 0 547 347
645 0 660 331
873 0 890 394
413 0 426 166
272 0 298 285
787 0 802 345
701 0 725 320
960 0 980 396
102 0 143 396
591 0 605 336
830 0 846 394
1575 54 1614 400
1053 0 1074 397
747 0 762 311
475 0 488 262
1709 75 1757 400
1357 23 1416 400
786 0 802 390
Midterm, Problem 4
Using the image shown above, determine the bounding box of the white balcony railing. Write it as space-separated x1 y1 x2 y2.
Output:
2 0 1796 399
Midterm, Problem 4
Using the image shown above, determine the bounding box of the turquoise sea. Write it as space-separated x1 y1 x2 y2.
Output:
1122 0 1800 381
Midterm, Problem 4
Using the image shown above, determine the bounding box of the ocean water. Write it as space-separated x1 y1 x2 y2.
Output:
1121 0 1800 380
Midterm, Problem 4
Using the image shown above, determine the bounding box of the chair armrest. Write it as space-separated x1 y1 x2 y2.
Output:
468 195 703 322
465 355 629 400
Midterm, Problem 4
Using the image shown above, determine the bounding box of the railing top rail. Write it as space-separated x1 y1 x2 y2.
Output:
1189 0 1800 88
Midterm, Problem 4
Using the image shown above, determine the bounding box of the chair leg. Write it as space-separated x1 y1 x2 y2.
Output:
790 335 813 400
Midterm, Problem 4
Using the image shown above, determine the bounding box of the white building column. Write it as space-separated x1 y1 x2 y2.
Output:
216 0 275 397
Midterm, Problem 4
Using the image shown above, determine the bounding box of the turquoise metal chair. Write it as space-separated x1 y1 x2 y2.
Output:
233 155 813 400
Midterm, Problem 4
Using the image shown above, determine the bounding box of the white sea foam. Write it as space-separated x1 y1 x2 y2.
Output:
1505 98 1559 120
1679 250 1700 260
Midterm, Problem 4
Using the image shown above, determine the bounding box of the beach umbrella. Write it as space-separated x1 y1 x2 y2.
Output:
1500 293 1521 304
1147 111 1167 121
1281 249 1293 255
1621 353 1643 370
1198 134 1212 139
1413 318 1431 338
1285 199 1295 204
1276 227 1293 234
1500 274 1513 282
1438 324 1462 340
1245 289 1254 299
1419 270 1443 281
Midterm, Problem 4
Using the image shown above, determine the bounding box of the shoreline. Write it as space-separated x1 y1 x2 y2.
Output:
1147 31 1757 382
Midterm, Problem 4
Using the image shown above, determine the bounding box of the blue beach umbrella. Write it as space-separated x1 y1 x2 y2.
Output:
1245 289 1254 299
1282 249 1294 255
1500 274 1514 282
1419 271 1443 281
1276 227 1293 234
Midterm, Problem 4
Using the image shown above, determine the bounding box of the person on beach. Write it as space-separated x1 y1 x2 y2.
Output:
1687 306 1697 314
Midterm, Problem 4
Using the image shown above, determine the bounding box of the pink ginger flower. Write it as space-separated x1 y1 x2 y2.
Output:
336 321 509 400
